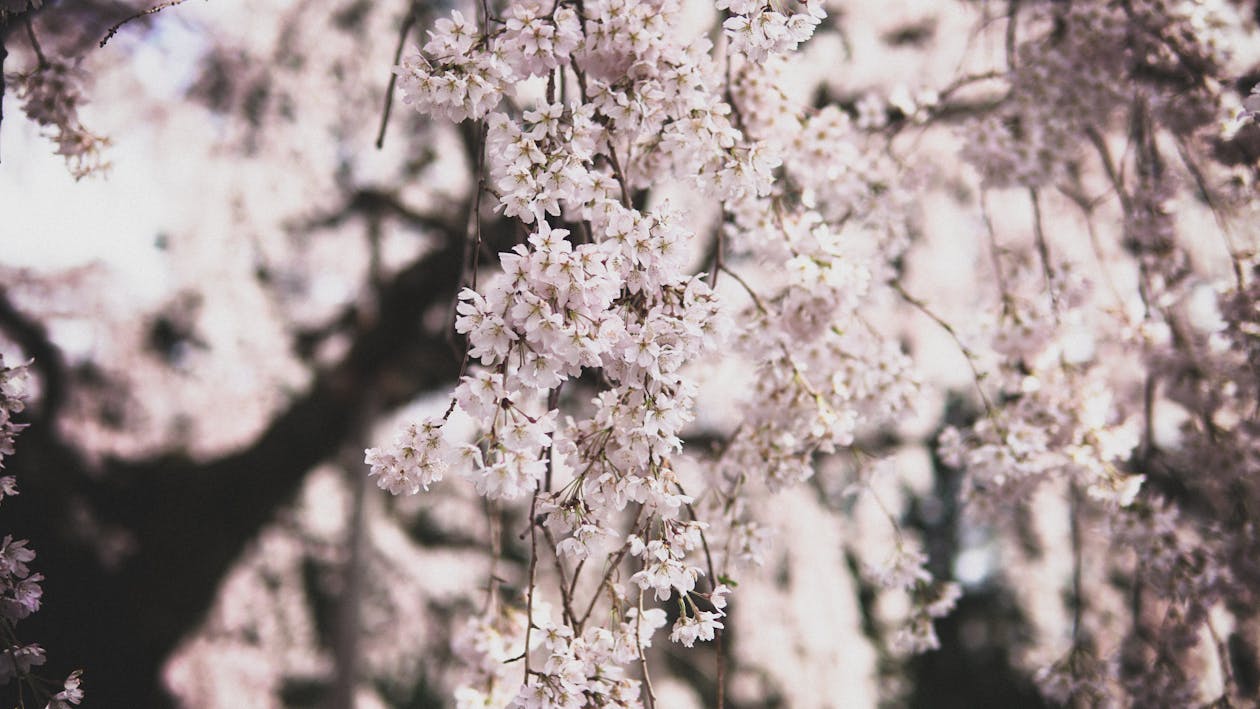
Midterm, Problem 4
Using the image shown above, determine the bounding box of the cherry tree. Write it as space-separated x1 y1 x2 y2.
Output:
358 0 1260 705
1 0 1259 707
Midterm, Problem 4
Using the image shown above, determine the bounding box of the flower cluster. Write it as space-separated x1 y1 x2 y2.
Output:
0 358 82 707
15 60 110 180
450 597 668 708
364 417 457 495
0 536 41 624
868 545 961 654
927 3 1260 703
0 357 29 467
394 11 513 123
45 672 84 709
371 0 967 701
718 0 825 63
932 260 1148 515
451 604 534 708
255 0 1260 703
499 1 583 77
938 374 1144 513
513 607 664 707
380 2 749 684
958 4 1130 188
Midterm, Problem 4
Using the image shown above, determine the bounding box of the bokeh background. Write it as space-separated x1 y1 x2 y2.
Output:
2 1 1259 707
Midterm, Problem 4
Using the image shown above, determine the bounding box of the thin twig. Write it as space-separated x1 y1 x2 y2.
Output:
1 33 7 165
937 70 1007 103
1172 135 1244 290
1206 615 1237 701
523 490 540 682
636 589 658 709
23 16 45 68
541 527 577 627
544 385 561 491
100 0 192 48
722 45 745 135
1085 126 1130 213
576 508 649 630
1063 184 1134 330
1028 188 1059 315
978 190 1011 313
375 10 415 150
605 137 632 208
566 556 586 605
469 120 489 291
1069 483 1083 648
680 491 726 709
706 214 729 288
719 265 769 316
482 499 502 613
446 120 490 361
570 58 589 102
891 281 999 421
576 542 631 630
1141 374 1156 463
1004 0 1020 72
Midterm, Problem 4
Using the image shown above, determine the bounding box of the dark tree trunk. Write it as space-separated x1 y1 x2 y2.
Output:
4 235 465 705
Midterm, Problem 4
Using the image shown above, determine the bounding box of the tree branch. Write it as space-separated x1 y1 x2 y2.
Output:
7 230 470 706
99 0 191 48
375 5 416 150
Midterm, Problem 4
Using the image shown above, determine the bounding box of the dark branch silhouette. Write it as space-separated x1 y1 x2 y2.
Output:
99 0 191 48
5 215 474 705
